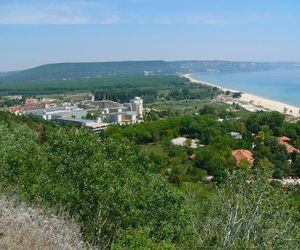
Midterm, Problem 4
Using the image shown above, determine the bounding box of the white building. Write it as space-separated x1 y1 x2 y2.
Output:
131 97 143 117
171 137 201 149
230 132 243 140
123 111 137 124
105 113 122 124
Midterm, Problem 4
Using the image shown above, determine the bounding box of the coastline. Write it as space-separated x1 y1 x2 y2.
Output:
184 74 300 118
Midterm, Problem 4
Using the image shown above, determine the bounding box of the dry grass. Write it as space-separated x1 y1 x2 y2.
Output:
0 195 87 250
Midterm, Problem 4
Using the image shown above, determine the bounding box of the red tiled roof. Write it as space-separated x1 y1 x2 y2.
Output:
279 136 291 143
23 103 45 110
278 136 299 154
232 149 254 166
286 144 298 154
9 105 23 112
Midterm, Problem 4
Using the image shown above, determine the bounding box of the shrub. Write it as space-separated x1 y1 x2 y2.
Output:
0 195 86 249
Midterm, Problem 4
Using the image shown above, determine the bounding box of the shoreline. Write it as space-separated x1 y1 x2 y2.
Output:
184 74 300 118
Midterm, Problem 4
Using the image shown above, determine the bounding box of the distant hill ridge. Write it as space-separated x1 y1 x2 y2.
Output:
0 60 299 84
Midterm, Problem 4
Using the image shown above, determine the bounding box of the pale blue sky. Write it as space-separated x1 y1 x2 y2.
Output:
0 0 300 71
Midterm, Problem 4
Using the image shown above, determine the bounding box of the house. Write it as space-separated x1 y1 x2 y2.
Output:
23 103 46 111
230 132 242 139
279 136 292 144
9 103 46 113
171 137 200 149
278 136 299 154
232 149 254 166
25 98 38 104
9 105 23 113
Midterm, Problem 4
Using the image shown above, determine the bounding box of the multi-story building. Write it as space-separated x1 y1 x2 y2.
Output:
79 100 122 110
131 97 143 116
10 103 46 113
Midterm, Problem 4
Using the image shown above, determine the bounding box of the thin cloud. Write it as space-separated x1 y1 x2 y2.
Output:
0 1 120 25
0 1 225 25
155 15 226 25
186 15 226 25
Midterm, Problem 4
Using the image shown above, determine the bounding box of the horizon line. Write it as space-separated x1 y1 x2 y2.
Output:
2 60 300 73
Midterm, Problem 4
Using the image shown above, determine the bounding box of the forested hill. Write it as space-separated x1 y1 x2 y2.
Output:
0 61 170 83
1 60 299 84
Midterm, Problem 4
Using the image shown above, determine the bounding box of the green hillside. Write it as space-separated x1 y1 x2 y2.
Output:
0 61 171 83
1 60 299 84
0 110 299 249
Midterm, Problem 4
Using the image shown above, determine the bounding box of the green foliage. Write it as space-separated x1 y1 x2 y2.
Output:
290 186 300 216
232 92 242 98
0 61 171 83
104 115 224 145
112 228 176 250
166 85 219 102
0 75 219 106
292 154 300 176
0 75 184 95
104 114 241 182
0 60 286 84
104 108 300 181
246 111 284 135
194 146 234 182
0 118 189 248
0 98 24 107
190 167 300 249
1 107 300 249
282 120 300 143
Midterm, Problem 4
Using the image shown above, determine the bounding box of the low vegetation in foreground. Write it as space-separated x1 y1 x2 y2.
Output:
0 195 86 249
0 109 300 249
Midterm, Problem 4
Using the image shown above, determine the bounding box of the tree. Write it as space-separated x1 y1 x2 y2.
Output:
182 87 190 96
232 92 242 98
199 105 216 115
246 112 284 134
85 112 96 120
189 166 300 249
0 120 191 248
194 146 233 182
292 154 300 177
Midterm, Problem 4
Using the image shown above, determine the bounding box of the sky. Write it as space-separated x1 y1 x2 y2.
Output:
0 0 300 71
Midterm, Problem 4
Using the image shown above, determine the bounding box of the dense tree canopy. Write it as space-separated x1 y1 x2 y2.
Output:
0 115 189 248
0 110 300 249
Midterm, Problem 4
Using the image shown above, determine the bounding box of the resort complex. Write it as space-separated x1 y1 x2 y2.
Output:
6 95 144 131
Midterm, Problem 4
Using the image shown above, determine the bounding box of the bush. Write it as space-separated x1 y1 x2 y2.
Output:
0 121 190 248
0 195 86 249
189 167 300 249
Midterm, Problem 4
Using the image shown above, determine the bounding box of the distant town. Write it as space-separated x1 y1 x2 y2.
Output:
3 94 144 132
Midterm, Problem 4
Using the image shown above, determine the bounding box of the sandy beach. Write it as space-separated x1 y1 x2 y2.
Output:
185 74 300 118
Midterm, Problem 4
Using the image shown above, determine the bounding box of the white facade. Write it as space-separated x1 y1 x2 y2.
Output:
123 111 137 124
131 97 143 116
106 113 122 124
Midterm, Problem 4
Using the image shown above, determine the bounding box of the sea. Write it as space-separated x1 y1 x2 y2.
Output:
192 68 300 107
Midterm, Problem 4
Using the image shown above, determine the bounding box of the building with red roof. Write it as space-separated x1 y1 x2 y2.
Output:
278 136 299 154
9 103 46 114
232 149 254 166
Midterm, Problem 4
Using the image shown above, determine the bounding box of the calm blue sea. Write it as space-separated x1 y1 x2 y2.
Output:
192 68 300 106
